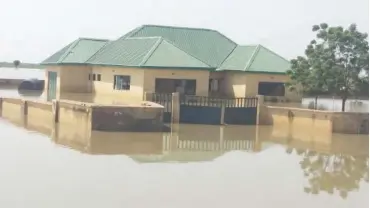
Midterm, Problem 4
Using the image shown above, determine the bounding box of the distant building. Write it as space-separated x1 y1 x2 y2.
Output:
41 25 300 101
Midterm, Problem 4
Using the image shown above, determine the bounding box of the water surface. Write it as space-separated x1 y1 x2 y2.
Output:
0 77 368 207
0 112 368 208
0 67 44 80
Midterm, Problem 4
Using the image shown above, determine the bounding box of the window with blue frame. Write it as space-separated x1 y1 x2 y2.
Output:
113 75 131 90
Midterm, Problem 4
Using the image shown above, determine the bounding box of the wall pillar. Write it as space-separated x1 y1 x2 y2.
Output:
52 100 59 123
21 100 28 127
21 100 28 116
171 92 180 124
220 105 225 125
256 95 264 125
143 92 153 101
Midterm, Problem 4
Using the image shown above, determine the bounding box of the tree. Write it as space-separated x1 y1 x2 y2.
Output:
287 56 329 109
13 60 20 69
288 23 369 111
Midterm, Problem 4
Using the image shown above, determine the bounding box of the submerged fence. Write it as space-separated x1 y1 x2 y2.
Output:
145 92 259 125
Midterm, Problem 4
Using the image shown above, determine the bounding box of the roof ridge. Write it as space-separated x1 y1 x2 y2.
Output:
142 24 218 32
57 39 80 63
141 24 237 46
239 44 259 47
126 36 162 40
78 37 110 42
218 45 239 68
213 30 237 47
160 39 212 67
118 26 144 40
257 44 290 62
244 45 261 71
139 37 164 66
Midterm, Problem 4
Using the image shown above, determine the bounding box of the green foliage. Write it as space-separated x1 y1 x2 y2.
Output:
287 23 369 111
13 60 20 68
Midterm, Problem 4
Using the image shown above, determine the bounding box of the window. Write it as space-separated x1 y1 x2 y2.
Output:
114 75 131 90
258 82 285 96
97 74 101 81
88 73 92 80
92 74 96 81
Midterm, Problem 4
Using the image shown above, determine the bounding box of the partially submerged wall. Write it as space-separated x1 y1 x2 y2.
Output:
91 102 164 132
264 106 333 141
259 104 369 135
0 98 165 132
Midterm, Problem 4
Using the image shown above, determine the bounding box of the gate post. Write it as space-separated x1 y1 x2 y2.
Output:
52 99 59 123
171 92 180 124
143 92 153 101
220 104 225 125
256 95 265 125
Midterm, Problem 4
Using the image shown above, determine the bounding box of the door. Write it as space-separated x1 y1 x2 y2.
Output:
47 71 57 101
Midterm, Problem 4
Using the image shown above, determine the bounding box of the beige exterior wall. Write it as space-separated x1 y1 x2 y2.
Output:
44 65 299 102
219 72 300 100
44 66 92 99
143 68 210 96
60 66 92 93
223 72 247 97
91 66 145 101
244 73 288 96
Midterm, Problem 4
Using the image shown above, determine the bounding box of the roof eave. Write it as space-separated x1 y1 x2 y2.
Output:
217 68 287 75
41 62 216 71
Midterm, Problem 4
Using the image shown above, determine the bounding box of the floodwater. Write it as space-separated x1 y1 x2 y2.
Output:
0 68 368 208
0 92 368 208
0 67 44 80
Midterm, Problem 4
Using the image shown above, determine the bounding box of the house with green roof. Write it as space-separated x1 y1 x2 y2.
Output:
41 24 299 101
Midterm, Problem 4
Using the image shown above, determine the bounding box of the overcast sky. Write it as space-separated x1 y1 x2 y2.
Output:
0 0 368 63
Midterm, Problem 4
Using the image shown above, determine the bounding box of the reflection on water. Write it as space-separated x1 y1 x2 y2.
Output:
287 148 368 199
0 89 368 207
0 87 44 100
0 110 368 207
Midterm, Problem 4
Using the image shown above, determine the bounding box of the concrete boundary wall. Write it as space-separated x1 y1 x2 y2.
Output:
0 97 164 132
257 96 368 135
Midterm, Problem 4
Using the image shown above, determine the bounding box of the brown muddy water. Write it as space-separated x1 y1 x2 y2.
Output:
0 88 368 208
0 113 368 207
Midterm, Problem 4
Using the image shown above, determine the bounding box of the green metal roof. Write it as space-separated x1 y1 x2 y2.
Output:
41 38 109 64
40 25 289 74
143 38 210 68
247 45 290 73
218 45 256 70
88 37 160 66
88 37 210 68
218 45 290 73
121 25 237 67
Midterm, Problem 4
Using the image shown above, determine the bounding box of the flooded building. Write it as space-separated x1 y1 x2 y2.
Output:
40 25 300 102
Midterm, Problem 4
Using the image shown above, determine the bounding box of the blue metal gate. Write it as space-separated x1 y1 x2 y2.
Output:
179 96 222 124
224 97 258 125
147 93 258 125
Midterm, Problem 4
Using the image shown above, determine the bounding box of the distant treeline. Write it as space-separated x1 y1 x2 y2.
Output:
0 62 45 69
